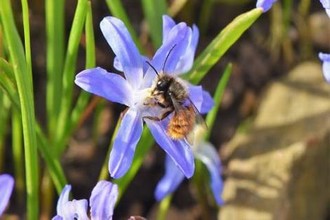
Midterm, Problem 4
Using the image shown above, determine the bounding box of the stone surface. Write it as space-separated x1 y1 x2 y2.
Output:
219 62 330 220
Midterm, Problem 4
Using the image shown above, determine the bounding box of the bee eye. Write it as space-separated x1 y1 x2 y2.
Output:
156 80 168 91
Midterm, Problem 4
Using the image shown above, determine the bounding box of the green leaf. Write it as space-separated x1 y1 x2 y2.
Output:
0 0 39 218
45 0 65 137
0 59 67 192
55 0 88 154
141 0 167 48
186 8 263 84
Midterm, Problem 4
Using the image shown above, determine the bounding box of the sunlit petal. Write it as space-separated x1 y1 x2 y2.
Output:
195 142 224 205
56 185 71 217
144 23 190 86
188 85 214 113
256 0 277 12
162 15 176 41
320 0 330 9
109 109 143 178
100 17 144 88
155 156 185 201
75 67 134 106
90 181 118 220
53 185 89 220
145 119 195 178
62 200 89 220
319 52 330 83
174 24 199 74
201 90 214 114
0 174 14 216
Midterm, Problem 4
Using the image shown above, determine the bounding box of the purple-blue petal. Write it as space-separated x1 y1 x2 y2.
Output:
155 156 185 201
320 0 330 9
145 119 195 178
75 67 134 106
53 185 89 220
109 109 143 178
162 15 176 42
90 181 118 220
62 200 89 220
319 52 330 83
256 0 277 12
100 17 144 88
195 142 224 205
114 55 151 73
56 185 71 217
188 85 214 114
188 85 204 111
201 90 214 114
0 174 14 216
143 23 190 86
173 24 199 74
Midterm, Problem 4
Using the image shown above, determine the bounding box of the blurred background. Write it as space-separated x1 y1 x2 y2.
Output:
1 0 329 219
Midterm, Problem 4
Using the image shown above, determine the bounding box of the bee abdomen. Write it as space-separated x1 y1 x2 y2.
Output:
167 107 195 140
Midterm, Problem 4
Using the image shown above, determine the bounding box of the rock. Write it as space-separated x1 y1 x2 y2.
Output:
219 62 330 220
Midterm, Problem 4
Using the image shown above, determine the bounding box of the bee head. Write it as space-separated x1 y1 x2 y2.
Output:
156 76 172 92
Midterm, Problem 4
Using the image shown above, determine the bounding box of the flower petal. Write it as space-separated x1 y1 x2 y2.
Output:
54 185 89 220
162 15 176 41
109 109 143 178
145 119 195 178
320 0 330 9
56 185 71 217
100 16 144 88
319 52 330 83
75 67 134 106
256 0 277 12
62 200 89 220
155 156 185 201
114 55 151 73
0 174 14 216
195 142 224 205
143 23 190 86
174 24 199 74
188 85 214 113
201 90 214 114
90 181 118 220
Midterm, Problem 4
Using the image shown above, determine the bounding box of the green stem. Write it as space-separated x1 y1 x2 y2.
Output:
157 194 173 220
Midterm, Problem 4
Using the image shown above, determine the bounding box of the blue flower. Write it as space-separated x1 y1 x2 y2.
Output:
75 16 213 179
155 141 224 205
320 0 330 17
0 174 14 216
256 0 277 12
319 52 330 83
53 180 118 220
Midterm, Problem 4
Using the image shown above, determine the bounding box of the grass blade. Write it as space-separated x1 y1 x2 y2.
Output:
205 63 232 139
45 0 65 138
0 0 39 218
55 0 88 154
187 8 263 84
141 0 167 48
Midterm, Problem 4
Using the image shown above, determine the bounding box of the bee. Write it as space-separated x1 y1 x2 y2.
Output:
143 46 206 143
